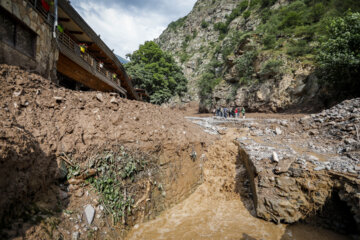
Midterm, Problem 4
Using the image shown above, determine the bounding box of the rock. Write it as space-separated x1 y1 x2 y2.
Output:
54 96 64 103
308 155 319 161
272 152 279 162
314 166 326 171
110 97 118 104
72 232 80 240
57 160 68 180
13 89 23 96
75 189 84 198
59 190 69 200
344 138 357 145
355 165 360 171
96 93 103 102
84 204 95 225
275 127 282 135
274 158 295 174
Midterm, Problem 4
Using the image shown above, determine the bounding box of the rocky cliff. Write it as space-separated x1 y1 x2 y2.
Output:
156 0 360 112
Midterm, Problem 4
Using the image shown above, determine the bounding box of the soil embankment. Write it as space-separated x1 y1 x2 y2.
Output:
0 65 213 239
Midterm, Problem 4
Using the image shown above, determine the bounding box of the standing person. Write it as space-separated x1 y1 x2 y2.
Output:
224 107 228 119
242 107 246 119
235 107 238 118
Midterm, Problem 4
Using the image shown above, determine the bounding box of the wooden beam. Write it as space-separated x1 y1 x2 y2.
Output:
59 17 70 22
88 50 100 54
69 30 83 35
78 41 94 45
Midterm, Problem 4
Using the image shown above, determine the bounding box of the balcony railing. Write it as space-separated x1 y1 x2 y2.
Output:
57 31 121 85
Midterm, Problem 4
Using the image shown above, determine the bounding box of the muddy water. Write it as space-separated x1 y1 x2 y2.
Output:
126 130 350 240
126 184 349 240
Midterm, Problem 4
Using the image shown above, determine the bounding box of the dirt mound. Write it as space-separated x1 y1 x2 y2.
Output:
0 64 213 238
0 110 57 226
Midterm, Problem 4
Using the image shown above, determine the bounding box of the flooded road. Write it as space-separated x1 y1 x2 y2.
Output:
126 129 351 240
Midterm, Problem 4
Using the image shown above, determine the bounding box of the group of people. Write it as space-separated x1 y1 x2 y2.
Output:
214 107 246 119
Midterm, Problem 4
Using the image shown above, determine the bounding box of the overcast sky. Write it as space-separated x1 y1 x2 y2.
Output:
70 0 197 57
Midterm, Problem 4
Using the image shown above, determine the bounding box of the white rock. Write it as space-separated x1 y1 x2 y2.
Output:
96 93 103 102
84 205 95 225
308 155 319 161
110 97 118 104
314 166 325 171
72 232 80 240
275 127 282 135
272 152 279 162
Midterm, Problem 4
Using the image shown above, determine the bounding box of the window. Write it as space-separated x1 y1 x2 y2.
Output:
0 7 37 58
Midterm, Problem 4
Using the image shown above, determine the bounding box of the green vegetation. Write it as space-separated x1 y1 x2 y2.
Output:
235 50 258 84
125 41 187 104
201 20 209 28
87 148 148 224
318 12 360 95
259 59 284 78
168 16 187 31
198 59 222 103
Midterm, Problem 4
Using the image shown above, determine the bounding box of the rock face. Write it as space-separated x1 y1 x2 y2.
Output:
233 99 360 232
155 0 325 112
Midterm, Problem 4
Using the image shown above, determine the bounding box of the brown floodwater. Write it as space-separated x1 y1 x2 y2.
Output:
126 129 351 240
126 183 350 240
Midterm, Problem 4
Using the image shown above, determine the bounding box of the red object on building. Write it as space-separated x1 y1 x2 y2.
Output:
41 0 50 12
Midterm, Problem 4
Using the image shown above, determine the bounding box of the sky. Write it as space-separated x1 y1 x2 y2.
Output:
70 0 197 57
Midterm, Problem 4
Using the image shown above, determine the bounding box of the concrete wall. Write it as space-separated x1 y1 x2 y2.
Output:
0 0 58 79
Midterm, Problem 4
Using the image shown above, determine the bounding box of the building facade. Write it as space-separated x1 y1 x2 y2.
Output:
0 0 139 100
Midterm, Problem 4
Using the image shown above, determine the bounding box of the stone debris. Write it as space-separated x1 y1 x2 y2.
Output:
95 93 103 102
272 152 279 162
59 190 69 200
275 127 282 135
72 232 80 240
84 204 95 225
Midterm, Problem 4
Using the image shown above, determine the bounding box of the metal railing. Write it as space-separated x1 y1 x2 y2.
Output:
57 31 120 85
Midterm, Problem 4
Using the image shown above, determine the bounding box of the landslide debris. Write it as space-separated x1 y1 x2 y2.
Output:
235 99 360 233
0 64 213 239
188 99 360 235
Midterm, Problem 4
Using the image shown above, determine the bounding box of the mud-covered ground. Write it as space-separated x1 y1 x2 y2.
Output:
1 64 359 240
0 65 213 239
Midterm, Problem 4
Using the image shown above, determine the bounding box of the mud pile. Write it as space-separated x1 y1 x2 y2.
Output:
0 65 212 238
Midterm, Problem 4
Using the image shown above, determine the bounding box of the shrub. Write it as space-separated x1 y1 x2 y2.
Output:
201 20 209 28
262 34 276 49
235 50 258 84
214 22 228 34
168 16 187 31
260 0 277 8
243 10 251 19
259 59 284 78
287 39 312 56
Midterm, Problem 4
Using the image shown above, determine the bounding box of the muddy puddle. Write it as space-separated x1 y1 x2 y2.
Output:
126 129 351 240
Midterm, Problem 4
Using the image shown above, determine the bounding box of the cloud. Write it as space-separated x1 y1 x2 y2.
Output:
70 0 197 57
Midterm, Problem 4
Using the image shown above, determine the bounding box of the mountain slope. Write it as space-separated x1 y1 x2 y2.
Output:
156 0 360 112
116 54 129 64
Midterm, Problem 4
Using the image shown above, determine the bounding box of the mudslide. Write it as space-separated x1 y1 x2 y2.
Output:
127 130 350 240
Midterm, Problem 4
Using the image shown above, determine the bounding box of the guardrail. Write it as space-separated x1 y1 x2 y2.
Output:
57 31 120 85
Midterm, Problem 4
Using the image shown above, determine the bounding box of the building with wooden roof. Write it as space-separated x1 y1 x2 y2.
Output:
0 0 139 100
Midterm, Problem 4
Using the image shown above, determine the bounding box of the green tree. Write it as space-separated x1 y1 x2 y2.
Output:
318 12 360 95
125 41 187 104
